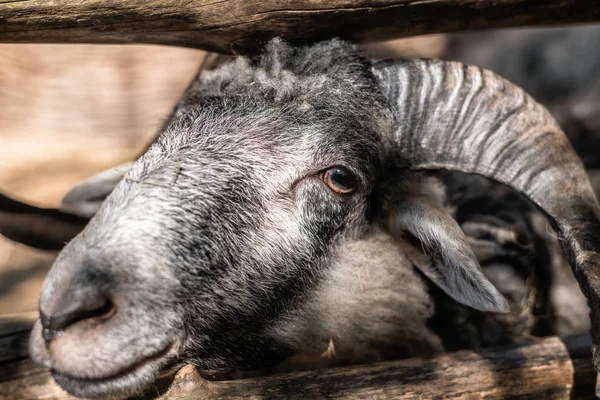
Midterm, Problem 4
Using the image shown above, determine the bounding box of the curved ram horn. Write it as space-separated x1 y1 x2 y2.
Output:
0 193 88 251
375 59 600 369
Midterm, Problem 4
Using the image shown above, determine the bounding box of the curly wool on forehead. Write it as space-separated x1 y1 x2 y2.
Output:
197 38 386 110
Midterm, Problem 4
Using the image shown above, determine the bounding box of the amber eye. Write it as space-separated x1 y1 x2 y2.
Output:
321 167 358 194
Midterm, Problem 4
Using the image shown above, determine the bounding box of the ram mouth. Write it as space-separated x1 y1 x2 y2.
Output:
51 344 175 399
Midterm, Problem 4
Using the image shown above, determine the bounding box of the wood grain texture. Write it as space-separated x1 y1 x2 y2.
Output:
0 313 597 399
1 1 600 53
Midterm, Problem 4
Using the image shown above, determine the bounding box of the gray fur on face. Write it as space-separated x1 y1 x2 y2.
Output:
28 37 598 398
32 39 400 398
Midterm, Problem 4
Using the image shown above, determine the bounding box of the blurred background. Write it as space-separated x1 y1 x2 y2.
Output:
2 25 600 315
0 44 205 313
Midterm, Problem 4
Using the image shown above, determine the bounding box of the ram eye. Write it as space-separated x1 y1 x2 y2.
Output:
322 167 358 194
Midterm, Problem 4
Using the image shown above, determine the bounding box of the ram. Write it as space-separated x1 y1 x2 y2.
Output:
3 39 600 398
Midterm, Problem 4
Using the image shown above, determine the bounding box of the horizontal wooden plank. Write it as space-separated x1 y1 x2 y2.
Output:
1 1 600 53
0 313 597 399
0 194 88 251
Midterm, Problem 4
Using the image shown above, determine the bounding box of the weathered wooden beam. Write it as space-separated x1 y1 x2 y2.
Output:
0 313 597 399
0 193 87 251
1 1 600 54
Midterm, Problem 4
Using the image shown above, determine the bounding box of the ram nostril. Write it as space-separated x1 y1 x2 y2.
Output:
41 293 115 344
84 298 115 320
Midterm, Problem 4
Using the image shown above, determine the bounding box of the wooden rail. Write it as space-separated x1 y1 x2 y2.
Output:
0 313 597 399
1 1 600 53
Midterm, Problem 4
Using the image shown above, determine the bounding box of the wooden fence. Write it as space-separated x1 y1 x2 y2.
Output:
0 313 597 399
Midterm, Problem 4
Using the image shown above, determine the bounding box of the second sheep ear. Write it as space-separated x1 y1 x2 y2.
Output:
61 162 133 218
387 198 510 313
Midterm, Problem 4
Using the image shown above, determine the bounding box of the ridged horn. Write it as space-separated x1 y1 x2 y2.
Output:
374 59 600 369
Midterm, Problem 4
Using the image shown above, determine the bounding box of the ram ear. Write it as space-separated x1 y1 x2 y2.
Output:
60 162 132 218
388 198 510 313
